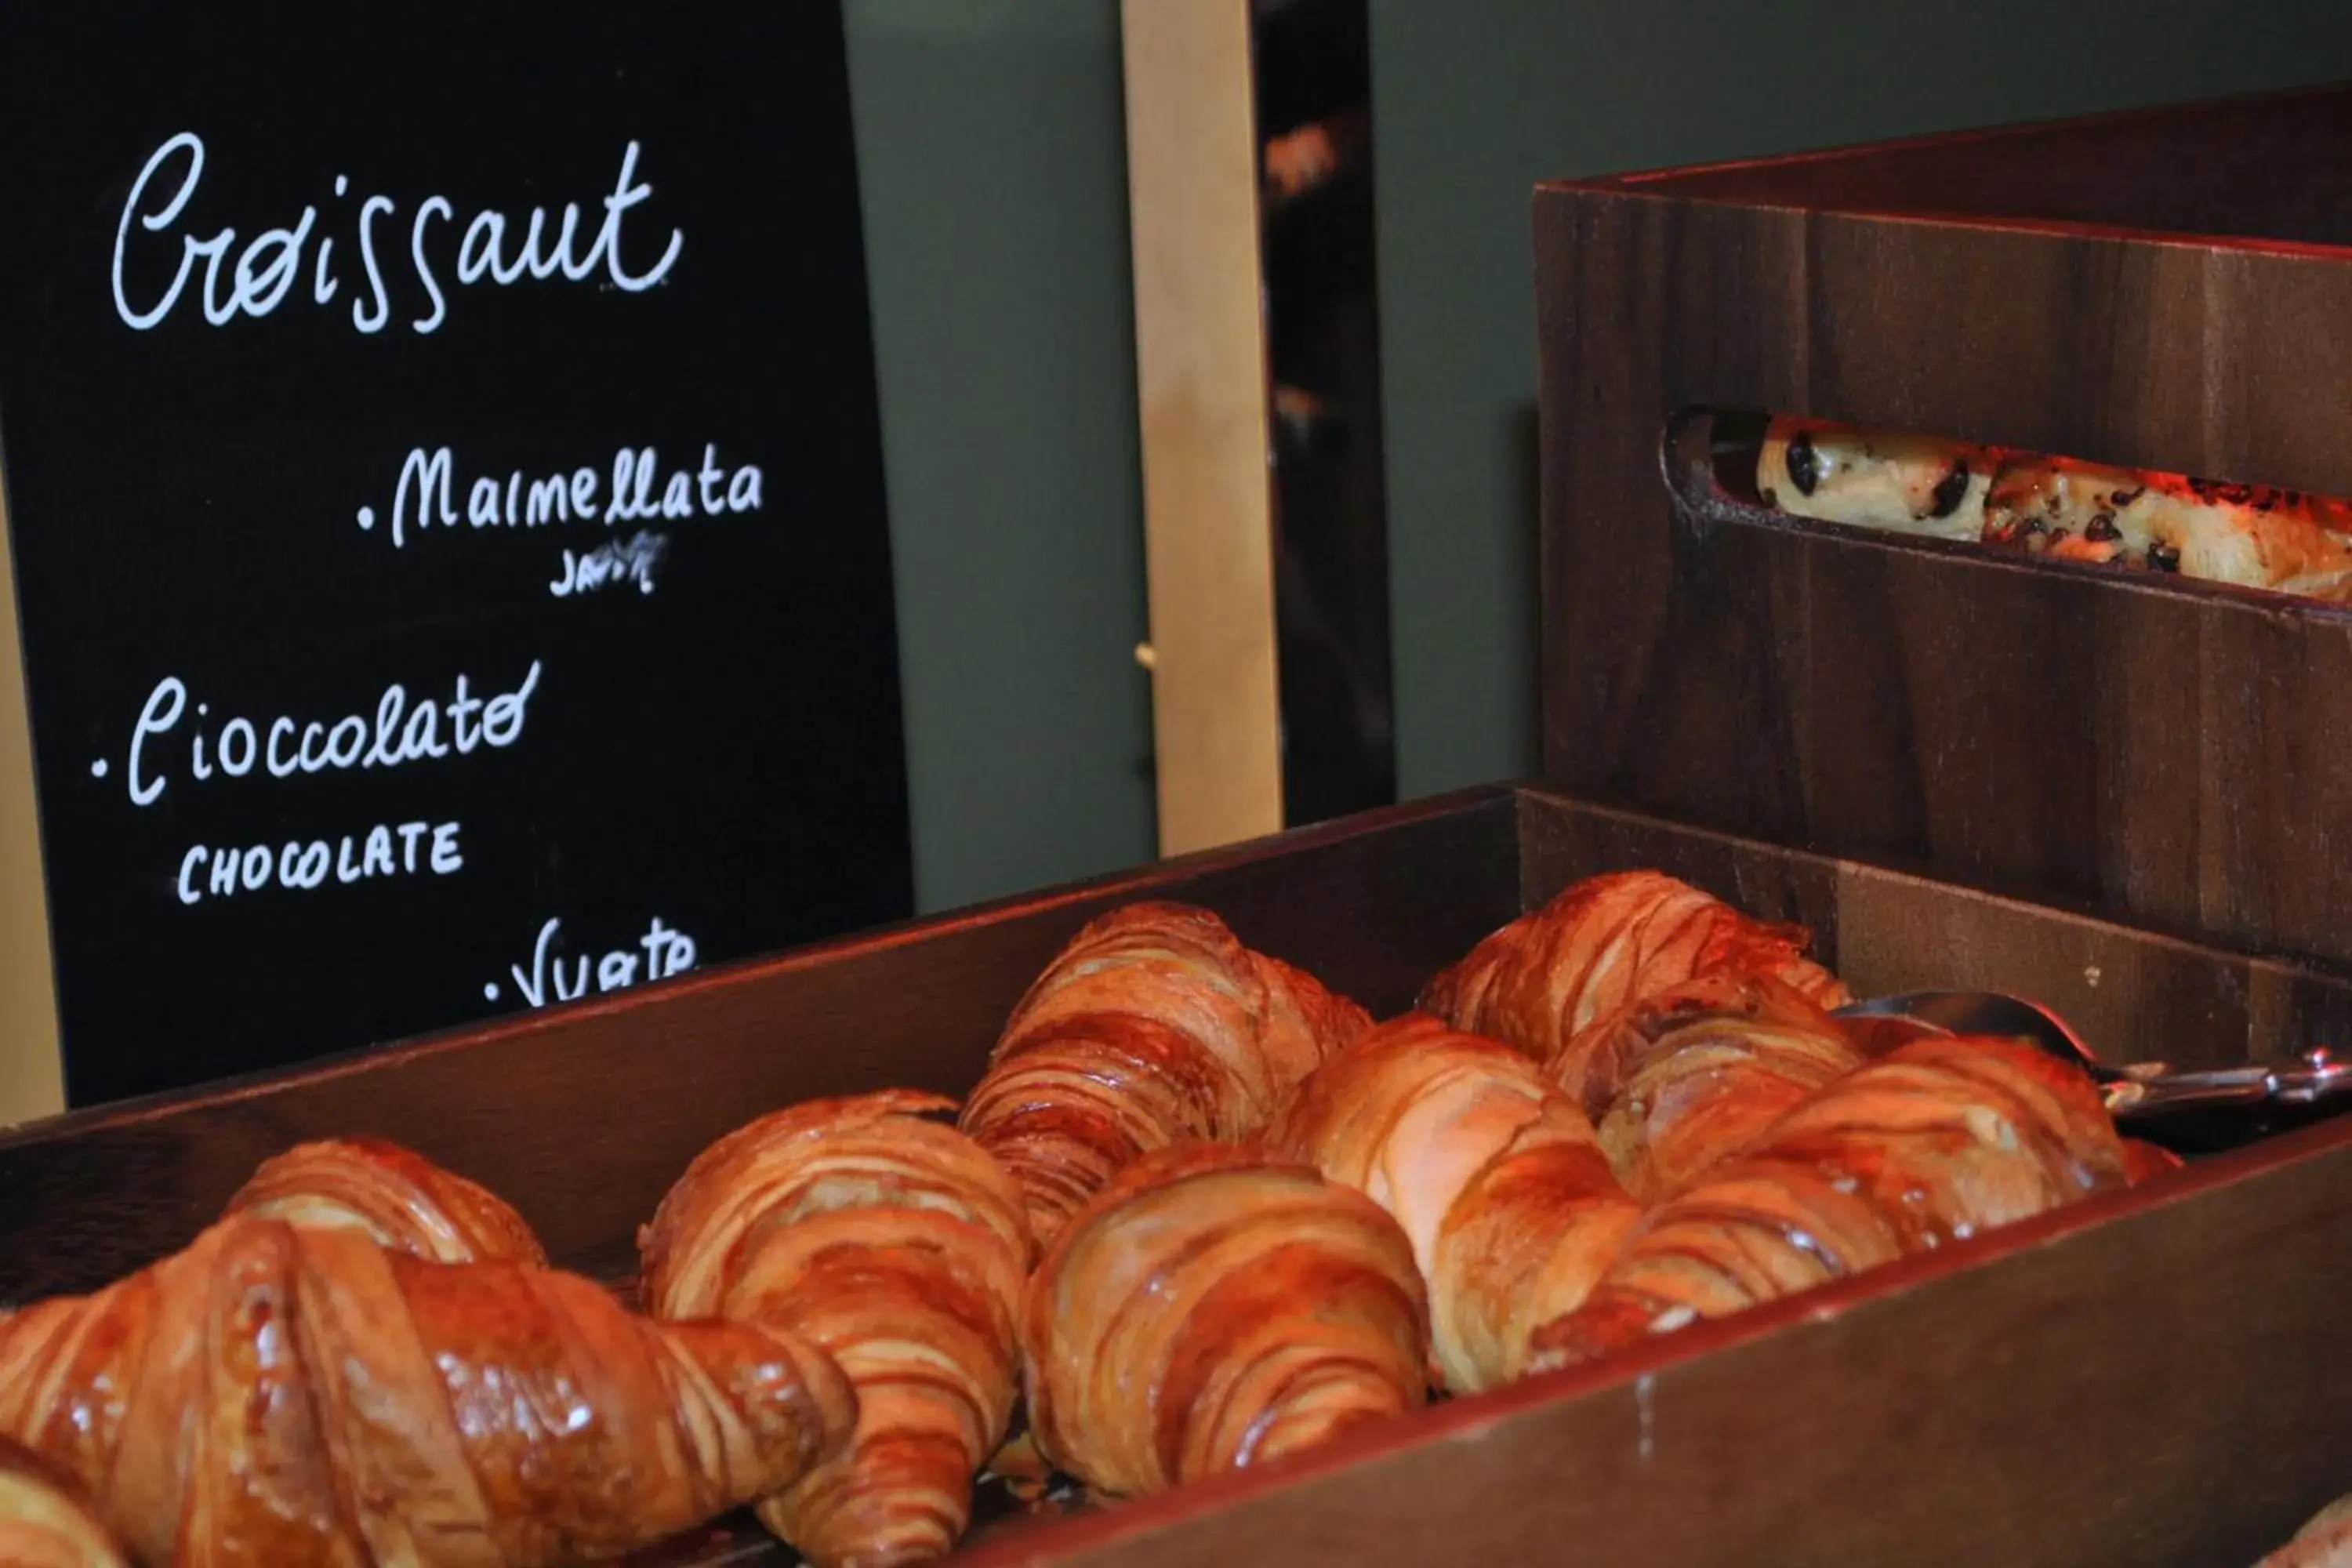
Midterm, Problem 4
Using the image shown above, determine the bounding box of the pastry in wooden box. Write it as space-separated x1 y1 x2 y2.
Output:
0 1142 855 1567
224 1134 550 1263
1421 869 1848 1062
643 1089 1033 1568
1530 1032 2131 1369
960 901 1371 1244
1270 1013 1639 1392
1544 970 1864 1201
1021 1142 1428 1499
1758 415 2352 601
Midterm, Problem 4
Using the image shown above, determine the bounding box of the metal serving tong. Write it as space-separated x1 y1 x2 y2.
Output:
1831 990 2352 1124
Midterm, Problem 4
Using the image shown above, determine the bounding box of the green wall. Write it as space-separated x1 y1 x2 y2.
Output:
844 0 1156 913
1370 1 2352 797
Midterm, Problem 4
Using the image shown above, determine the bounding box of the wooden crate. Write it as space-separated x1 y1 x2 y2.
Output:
1537 82 2352 970
6 785 2352 1566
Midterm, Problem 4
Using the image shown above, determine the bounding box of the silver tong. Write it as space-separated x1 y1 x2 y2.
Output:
1831 990 2352 1123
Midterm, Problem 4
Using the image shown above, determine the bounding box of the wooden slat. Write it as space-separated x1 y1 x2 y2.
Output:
0 477 61 1127
1120 0 1284 855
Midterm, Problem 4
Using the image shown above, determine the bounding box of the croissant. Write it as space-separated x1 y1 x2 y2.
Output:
641 1089 1032 1568
959 901 1370 1244
0 1214 857 1566
223 1135 548 1264
1530 1034 2130 1370
1269 1014 1640 1392
0 1439 129 1568
1022 1143 1428 1497
1420 870 1849 1062
2259 1492 2352 1567
1544 971 1866 1200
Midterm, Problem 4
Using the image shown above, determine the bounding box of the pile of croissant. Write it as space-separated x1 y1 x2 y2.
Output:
0 870 2176 1566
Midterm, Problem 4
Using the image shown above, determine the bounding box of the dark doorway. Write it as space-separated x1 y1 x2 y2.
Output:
1254 0 1397 826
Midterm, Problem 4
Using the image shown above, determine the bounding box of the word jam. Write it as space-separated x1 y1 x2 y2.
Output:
495 915 699 1009
111 132 683 336
551 531 668 597
122 662 543 807
384 442 763 550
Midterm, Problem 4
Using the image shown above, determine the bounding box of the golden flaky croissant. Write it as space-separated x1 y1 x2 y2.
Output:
1022 1143 1428 1498
0 1215 856 1567
1544 971 1866 1201
1269 1014 1640 1392
641 1090 1033 1568
224 1135 548 1264
0 1439 129 1568
1421 871 1849 1062
2259 1492 2352 1567
959 901 1371 1245
1530 1034 2129 1370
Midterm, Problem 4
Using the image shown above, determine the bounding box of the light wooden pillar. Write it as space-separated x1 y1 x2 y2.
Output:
1120 0 1284 856
0 480 63 1125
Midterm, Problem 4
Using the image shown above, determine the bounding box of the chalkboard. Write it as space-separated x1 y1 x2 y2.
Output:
0 2 913 1107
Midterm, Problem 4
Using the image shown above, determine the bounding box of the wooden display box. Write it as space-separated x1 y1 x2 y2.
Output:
1537 81 2352 971
6 785 2352 1566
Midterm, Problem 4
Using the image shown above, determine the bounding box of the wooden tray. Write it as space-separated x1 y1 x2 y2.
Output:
6 783 2351 1566
1536 82 2352 970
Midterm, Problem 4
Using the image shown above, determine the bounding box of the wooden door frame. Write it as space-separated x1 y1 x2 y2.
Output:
1120 0 1287 857
0 478 64 1126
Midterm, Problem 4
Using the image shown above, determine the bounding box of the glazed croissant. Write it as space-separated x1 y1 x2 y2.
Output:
2259 1492 2352 1567
959 901 1371 1244
1544 971 1865 1200
1270 1014 1641 1392
0 1439 129 1568
0 1215 856 1567
224 1134 548 1264
1530 1034 2130 1370
1022 1143 1428 1497
1420 870 1849 1062
642 1090 1033 1568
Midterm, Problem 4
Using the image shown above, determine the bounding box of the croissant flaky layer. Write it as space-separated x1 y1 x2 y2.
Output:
0 1439 130 1568
0 1216 856 1568
1421 870 1850 1062
224 1135 548 1265
1544 971 1866 1201
1270 1014 1640 1392
1530 1034 2130 1370
959 901 1371 1245
643 1089 1034 1568
1023 1144 1428 1497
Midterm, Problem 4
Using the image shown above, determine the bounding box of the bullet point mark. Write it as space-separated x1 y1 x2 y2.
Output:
358 506 376 531
89 758 107 778
483 982 500 1001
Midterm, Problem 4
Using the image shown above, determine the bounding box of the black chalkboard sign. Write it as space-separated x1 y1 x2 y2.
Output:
0 1 912 1106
